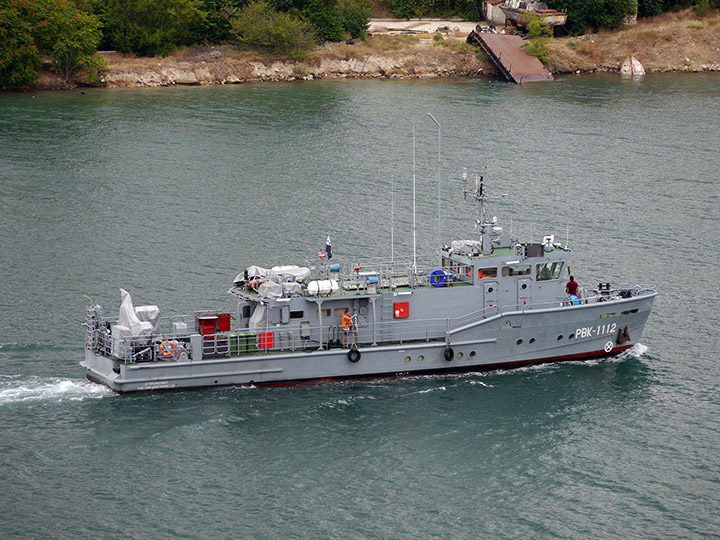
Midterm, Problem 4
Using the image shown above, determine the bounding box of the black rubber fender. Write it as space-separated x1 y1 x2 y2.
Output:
444 347 454 361
348 348 361 363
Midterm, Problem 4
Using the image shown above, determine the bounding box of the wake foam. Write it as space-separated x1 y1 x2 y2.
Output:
623 343 649 358
0 376 113 405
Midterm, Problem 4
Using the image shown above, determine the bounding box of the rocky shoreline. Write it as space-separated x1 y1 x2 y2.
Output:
19 11 720 90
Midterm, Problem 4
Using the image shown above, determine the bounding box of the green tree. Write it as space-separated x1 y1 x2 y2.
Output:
1 0 104 87
522 10 551 64
638 0 665 17
45 2 104 82
0 1 42 86
694 0 720 16
382 0 431 18
230 0 317 58
339 0 369 39
547 0 637 34
299 0 343 40
102 0 206 56
193 0 244 44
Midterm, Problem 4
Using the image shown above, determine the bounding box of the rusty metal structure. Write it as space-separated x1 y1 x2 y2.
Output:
467 31 553 84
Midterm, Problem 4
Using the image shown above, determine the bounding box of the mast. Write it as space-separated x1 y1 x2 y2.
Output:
412 121 417 271
462 166 505 255
391 153 394 264
428 113 442 263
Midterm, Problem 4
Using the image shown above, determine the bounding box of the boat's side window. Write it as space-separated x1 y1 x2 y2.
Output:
478 267 497 279
502 265 531 277
333 308 346 316
455 264 472 279
536 262 564 281
290 311 304 319
320 308 331 317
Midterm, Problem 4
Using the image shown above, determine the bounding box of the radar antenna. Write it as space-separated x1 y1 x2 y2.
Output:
461 163 506 255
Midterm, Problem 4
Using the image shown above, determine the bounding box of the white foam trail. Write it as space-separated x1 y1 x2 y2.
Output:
0 377 114 405
404 385 446 396
623 343 648 358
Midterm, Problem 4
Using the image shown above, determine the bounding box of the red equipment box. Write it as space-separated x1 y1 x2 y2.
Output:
258 332 274 350
197 313 233 335
394 302 409 318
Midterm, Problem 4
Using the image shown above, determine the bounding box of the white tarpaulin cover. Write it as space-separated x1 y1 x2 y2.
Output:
234 265 311 286
233 266 269 286
258 281 283 299
135 305 160 333
248 304 267 330
271 266 311 283
118 289 153 336
282 282 302 297
451 240 483 255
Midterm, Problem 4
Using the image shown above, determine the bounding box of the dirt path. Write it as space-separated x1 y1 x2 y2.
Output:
368 18 479 34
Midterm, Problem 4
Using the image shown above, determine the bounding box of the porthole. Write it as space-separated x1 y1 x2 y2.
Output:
521 284 527 290
457 352 464 359
469 351 476 357
569 334 574 340
417 355 424 362
529 338 535 344
517 339 523 345
557 335 563 341
488 287 494 293
404 356 411 363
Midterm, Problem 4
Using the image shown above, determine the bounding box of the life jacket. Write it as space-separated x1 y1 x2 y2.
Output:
342 313 352 331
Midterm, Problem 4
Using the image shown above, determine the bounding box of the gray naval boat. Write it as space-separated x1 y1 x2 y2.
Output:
82 173 656 393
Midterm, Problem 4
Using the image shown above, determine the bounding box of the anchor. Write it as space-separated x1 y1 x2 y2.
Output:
616 326 631 345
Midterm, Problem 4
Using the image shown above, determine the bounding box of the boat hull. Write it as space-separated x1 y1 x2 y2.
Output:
82 293 655 393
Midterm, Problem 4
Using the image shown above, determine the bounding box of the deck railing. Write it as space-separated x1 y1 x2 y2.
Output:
85 284 655 363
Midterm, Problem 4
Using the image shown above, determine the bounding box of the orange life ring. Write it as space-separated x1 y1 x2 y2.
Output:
248 278 263 290
159 340 175 357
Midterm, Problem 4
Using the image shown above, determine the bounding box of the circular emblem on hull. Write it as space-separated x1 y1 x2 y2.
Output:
604 341 614 353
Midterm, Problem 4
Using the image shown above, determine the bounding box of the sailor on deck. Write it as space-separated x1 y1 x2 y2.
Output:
342 309 353 348
566 275 579 297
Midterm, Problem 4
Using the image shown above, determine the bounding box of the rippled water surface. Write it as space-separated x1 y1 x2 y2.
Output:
1 74 719 539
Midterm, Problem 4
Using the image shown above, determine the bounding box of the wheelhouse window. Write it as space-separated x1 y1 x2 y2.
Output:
290 311 304 319
536 262 564 281
478 267 497 279
502 264 531 277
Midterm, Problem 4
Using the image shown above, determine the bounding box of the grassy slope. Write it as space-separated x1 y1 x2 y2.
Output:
547 8 720 73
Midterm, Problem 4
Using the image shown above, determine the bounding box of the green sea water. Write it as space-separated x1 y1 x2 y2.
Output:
1 73 719 539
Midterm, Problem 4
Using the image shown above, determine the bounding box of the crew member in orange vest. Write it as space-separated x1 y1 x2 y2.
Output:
342 309 353 348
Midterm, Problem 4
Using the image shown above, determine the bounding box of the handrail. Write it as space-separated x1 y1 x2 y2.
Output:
86 284 656 363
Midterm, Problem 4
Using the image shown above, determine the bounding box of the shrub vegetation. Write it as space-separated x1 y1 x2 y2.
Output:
0 0 105 87
522 10 552 64
98 0 206 57
1 0 718 87
230 0 317 58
